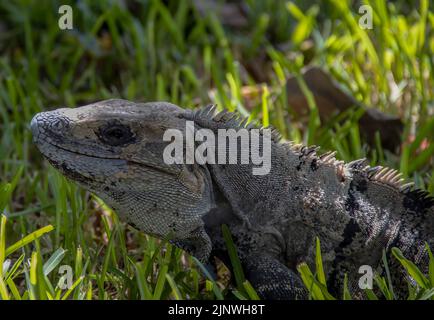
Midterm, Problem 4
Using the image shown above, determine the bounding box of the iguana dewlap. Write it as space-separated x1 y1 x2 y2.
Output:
31 99 434 299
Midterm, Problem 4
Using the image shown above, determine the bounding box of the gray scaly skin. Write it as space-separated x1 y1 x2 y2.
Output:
31 99 434 299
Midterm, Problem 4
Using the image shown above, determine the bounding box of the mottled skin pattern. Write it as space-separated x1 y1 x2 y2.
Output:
31 99 434 299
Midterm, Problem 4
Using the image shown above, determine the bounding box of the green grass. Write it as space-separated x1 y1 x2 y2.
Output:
0 0 433 300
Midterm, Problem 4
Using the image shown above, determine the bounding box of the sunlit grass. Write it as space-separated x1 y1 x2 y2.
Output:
0 0 432 299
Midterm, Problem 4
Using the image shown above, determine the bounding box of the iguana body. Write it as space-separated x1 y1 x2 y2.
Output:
31 99 434 299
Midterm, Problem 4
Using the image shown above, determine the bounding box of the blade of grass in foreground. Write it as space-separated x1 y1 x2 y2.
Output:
5 224 54 257
43 248 66 276
315 237 326 286
165 273 182 300
243 280 260 300
0 215 7 276
392 247 430 289
152 245 171 300
192 257 224 300
426 243 434 287
135 262 153 300
0 215 9 299
222 224 246 295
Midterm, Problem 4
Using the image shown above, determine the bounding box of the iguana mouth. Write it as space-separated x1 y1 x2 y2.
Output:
43 139 127 162
40 140 178 179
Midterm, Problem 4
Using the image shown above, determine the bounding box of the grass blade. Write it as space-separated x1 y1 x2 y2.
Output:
5 225 54 257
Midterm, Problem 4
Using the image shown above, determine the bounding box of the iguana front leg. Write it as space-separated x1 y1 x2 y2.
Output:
242 254 307 300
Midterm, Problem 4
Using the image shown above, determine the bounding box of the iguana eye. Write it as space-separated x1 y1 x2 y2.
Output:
97 124 135 146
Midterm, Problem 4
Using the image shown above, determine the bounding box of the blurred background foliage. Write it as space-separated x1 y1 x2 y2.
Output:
0 0 433 300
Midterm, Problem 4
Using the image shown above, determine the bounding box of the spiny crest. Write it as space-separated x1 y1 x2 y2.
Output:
284 139 430 203
192 105 434 205
287 143 323 162
283 143 344 168
346 159 434 207
191 104 282 142
346 158 410 191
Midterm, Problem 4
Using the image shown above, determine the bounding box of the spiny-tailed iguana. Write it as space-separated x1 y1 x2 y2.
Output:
30 99 434 299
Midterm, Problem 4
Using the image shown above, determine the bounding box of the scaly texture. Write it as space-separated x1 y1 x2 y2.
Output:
31 99 434 299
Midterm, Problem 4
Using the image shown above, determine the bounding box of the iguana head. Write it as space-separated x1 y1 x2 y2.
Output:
31 99 214 258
